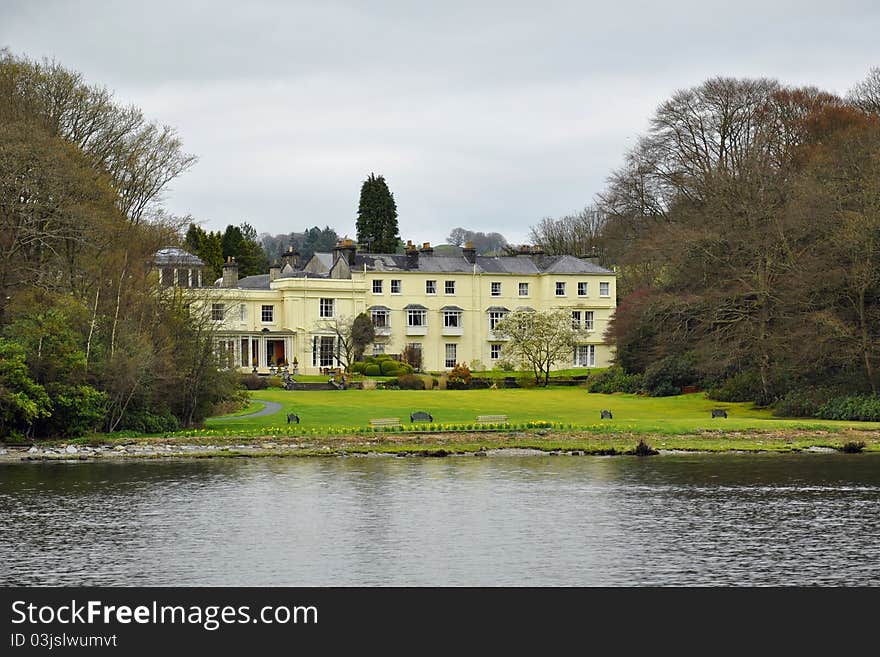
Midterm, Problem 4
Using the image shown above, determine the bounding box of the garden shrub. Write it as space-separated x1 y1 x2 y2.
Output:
707 371 764 403
42 384 108 437
586 366 642 394
350 361 366 374
364 364 381 376
117 408 180 434
380 359 400 375
266 376 284 388
817 395 880 422
771 387 838 418
517 375 537 388
240 374 269 390
398 374 426 390
447 363 472 390
642 355 697 397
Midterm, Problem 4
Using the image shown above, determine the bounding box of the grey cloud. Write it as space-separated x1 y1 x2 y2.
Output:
2 0 878 244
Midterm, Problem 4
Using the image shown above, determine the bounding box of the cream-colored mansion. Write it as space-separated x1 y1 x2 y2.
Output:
157 239 616 374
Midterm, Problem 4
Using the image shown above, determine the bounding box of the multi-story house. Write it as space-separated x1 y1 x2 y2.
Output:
160 239 616 374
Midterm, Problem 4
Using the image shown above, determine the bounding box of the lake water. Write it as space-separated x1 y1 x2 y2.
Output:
2 453 879 586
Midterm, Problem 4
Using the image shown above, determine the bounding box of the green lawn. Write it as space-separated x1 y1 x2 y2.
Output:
206 388 880 435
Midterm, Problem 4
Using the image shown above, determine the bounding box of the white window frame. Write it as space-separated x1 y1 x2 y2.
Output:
584 311 594 331
490 344 502 360
571 310 581 329
211 303 225 321
372 279 383 294
426 280 437 295
444 280 456 295
578 282 588 297
575 344 596 367
491 281 501 297
519 282 529 296
556 281 566 296
239 304 247 322
445 343 457 369
371 309 389 328
391 279 401 294
489 311 507 331
600 282 610 298
261 304 274 323
443 311 462 328
319 298 334 318
407 309 427 327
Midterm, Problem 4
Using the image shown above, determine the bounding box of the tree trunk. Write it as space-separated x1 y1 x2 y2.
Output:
858 288 878 395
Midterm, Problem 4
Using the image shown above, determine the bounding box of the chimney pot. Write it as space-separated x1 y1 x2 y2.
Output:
222 256 238 287
462 242 477 264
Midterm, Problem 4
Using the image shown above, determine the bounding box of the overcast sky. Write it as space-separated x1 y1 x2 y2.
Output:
2 1 878 245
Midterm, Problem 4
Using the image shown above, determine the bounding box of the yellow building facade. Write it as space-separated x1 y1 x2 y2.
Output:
185 240 616 375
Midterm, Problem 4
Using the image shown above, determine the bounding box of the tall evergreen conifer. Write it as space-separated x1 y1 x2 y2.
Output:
356 173 400 253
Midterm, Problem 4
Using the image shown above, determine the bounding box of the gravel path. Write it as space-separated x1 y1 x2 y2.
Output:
210 399 283 421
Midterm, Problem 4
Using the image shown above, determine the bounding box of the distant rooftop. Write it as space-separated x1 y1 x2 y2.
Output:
154 247 205 267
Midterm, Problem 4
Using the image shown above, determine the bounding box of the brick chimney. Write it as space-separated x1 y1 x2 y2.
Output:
269 260 281 282
405 240 419 269
222 256 238 288
580 246 601 266
419 241 434 256
281 245 300 270
462 241 477 264
333 238 357 265
529 245 546 268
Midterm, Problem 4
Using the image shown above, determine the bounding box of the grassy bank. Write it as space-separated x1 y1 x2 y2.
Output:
202 388 880 435
6 389 879 460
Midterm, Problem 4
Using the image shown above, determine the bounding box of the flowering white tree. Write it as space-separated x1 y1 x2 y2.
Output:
493 309 580 386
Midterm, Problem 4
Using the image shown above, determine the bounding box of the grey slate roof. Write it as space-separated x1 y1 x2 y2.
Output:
440 305 464 311
220 250 613 288
475 255 541 274
238 274 271 289
539 255 613 274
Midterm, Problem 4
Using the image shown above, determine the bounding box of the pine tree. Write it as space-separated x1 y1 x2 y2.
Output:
356 173 399 253
184 223 223 280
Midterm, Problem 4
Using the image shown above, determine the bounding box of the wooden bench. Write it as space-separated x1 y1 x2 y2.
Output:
476 414 508 424
370 418 402 428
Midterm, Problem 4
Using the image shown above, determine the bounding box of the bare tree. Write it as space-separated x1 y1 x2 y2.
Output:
528 205 606 257
318 313 374 373
848 67 880 115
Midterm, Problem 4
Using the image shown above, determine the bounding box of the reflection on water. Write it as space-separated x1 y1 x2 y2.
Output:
1 454 879 586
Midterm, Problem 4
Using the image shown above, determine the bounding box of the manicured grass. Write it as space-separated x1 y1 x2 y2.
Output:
205 388 880 435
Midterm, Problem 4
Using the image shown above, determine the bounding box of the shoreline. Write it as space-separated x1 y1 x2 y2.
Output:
2 428 877 463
